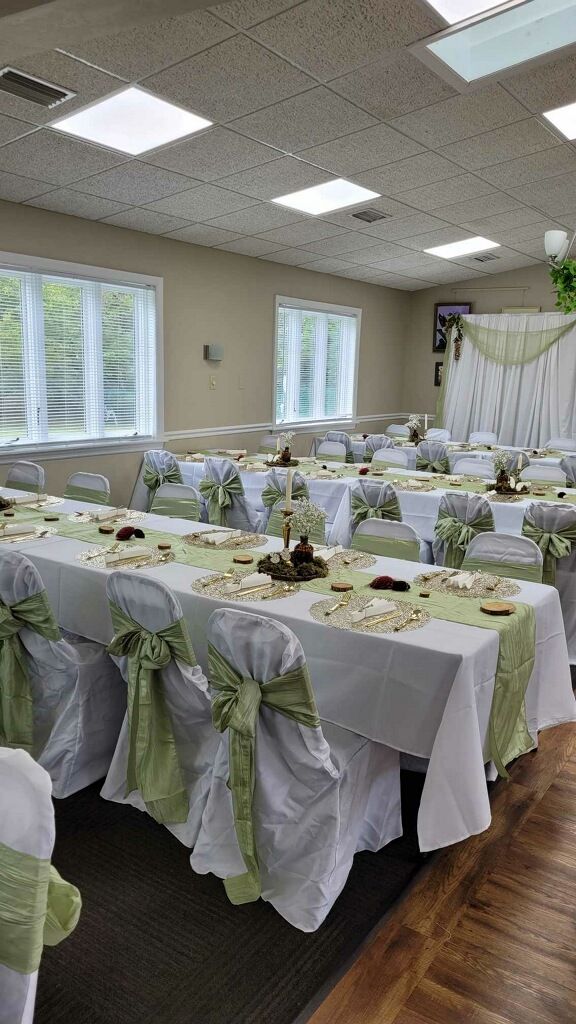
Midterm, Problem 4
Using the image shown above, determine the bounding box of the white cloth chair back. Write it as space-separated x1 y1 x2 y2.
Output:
425 428 451 441
5 461 45 493
150 482 203 521
523 503 576 659
0 549 124 797
386 423 409 438
452 458 495 478
364 434 392 460
316 440 346 462
130 449 181 510
432 492 493 565
190 607 402 932
500 449 529 472
325 431 353 461
469 431 498 444
520 465 567 484
101 573 217 846
259 434 279 454
372 447 409 468
547 437 576 451
416 439 449 469
464 532 543 571
560 455 576 486
352 518 432 563
203 457 260 532
64 471 110 504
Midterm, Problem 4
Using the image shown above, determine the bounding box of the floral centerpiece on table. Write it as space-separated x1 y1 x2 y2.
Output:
407 413 422 443
491 450 529 495
258 498 329 580
269 429 299 466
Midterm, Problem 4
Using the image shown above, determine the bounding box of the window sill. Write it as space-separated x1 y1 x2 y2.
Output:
0 437 158 463
274 418 357 431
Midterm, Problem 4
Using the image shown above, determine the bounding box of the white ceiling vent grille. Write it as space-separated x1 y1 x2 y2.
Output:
351 208 390 223
0 68 75 108
471 252 500 262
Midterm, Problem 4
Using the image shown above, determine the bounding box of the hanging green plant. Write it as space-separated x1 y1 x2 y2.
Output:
438 312 465 360
550 259 576 313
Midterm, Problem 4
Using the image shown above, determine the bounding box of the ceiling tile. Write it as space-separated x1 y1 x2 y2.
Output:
0 51 123 126
505 53 576 114
0 171 52 202
204 203 301 233
70 161 196 205
255 219 347 245
298 124 424 177
504 173 576 217
402 262 486 283
25 189 128 220
370 275 436 290
478 146 576 189
499 219 565 245
251 0 442 80
211 0 303 28
357 152 463 196
229 87 377 153
144 35 313 123
343 242 416 265
0 114 36 146
459 207 546 237
163 224 243 246
389 85 528 148
298 257 356 272
64 10 235 80
356 212 451 240
395 173 496 211
368 252 441 272
215 236 287 255
0 130 123 185
459 253 541 274
322 195 417 230
329 50 456 120
145 128 279 181
215 157 330 200
296 231 393 256
334 265 392 281
100 208 194 234
435 192 524 226
399 226 476 251
145 183 257 220
259 248 322 264
442 119 559 172
505 237 548 257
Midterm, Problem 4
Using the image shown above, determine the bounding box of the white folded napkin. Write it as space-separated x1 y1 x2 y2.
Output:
0 523 37 537
445 571 475 590
313 470 335 479
7 492 41 504
224 572 272 594
244 461 268 472
90 507 126 522
406 479 425 489
105 545 148 566
351 598 397 623
218 449 246 457
202 529 241 545
445 475 463 483
314 545 343 561
186 453 205 462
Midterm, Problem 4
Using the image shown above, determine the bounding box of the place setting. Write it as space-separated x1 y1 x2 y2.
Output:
414 567 521 600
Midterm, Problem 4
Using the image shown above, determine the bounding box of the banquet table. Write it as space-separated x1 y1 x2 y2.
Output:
309 436 572 469
2 486 574 854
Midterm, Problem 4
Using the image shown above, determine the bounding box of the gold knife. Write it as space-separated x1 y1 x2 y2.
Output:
354 609 403 628
201 571 235 587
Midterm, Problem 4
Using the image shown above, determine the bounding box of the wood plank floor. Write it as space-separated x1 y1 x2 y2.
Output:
309 722 576 1024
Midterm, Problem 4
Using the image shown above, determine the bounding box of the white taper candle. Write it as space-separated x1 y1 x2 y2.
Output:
285 468 294 511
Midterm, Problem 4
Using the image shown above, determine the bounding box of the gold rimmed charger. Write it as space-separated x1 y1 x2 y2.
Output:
414 569 520 600
0 526 57 543
76 544 175 570
191 571 300 601
309 592 430 634
184 530 268 550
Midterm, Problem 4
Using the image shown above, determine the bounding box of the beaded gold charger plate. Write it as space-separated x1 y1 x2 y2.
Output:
485 492 525 502
415 569 520 599
0 526 57 543
184 530 268 550
76 544 175 569
310 593 430 633
322 550 376 571
391 480 436 492
12 495 64 509
68 509 146 524
191 571 300 601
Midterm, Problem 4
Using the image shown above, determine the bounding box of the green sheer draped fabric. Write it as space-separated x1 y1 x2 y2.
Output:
108 603 195 825
350 533 420 561
199 475 244 526
461 557 543 583
434 507 494 569
521 517 576 585
207 642 320 906
0 592 60 752
350 491 401 528
150 495 200 522
416 454 450 474
462 318 576 366
143 461 182 508
0 843 81 973
63 484 110 505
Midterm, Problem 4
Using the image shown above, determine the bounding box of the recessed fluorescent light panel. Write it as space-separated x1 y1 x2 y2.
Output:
425 236 500 258
51 86 212 155
423 0 520 25
543 100 576 139
272 179 380 215
420 0 576 85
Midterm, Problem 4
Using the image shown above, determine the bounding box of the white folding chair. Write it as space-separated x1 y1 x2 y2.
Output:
372 447 409 469
0 748 81 1024
5 461 45 495
462 533 543 583
135 449 183 511
316 440 346 463
190 608 402 932
416 440 449 473
425 428 451 442
261 469 325 543
364 434 392 462
433 492 494 568
520 465 567 485
522 503 576 660
64 471 110 505
101 573 218 846
546 437 576 451
150 482 203 521
200 457 260 531
0 549 125 797
452 458 495 478
259 434 279 455
560 455 576 486
352 519 432 563
469 431 498 445
386 423 409 438
325 431 353 463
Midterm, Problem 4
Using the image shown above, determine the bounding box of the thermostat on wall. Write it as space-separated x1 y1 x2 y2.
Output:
203 344 223 361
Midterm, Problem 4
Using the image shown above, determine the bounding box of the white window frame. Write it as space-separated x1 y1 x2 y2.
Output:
0 250 163 461
272 295 361 430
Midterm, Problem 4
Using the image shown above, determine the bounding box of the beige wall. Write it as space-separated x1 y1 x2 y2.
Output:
0 200 410 503
402 263 557 417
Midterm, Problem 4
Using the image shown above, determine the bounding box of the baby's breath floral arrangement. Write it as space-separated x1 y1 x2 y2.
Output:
289 498 326 538
407 414 421 432
493 450 510 476
279 430 295 449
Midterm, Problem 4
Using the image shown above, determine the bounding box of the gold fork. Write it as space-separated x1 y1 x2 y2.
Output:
324 592 352 616
86 541 121 561
201 570 235 587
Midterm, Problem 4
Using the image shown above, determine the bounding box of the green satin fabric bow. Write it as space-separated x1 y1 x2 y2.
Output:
434 508 494 569
63 484 110 505
416 455 450 474
208 642 320 906
0 842 81 974
108 603 195 825
199 475 244 527
143 461 183 509
351 492 401 528
261 480 308 509
0 591 60 753
522 518 576 585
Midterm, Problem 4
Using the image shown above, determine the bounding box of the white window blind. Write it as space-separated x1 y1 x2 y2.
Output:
0 267 156 447
274 299 359 425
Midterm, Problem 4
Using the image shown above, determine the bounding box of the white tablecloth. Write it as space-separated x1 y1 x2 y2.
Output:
4 488 574 853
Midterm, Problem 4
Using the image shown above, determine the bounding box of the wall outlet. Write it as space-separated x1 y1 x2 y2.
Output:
209 375 216 390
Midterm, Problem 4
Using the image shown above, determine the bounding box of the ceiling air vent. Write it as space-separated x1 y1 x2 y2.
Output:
351 208 390 223
471 252 500 263
0 68 75 108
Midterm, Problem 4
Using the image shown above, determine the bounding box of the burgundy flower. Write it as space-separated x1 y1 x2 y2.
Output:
359 466 369 476
115 526 145 541
369 575 395 589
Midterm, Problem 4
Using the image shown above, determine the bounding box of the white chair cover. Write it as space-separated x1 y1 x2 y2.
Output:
325 431 353 461
524 504 576 661
425 428 451 442
64 471 111 504
386 423 409 438
469 431 498 444
0 550 125 797
259 434 279 454
416 440 449 472
452 458 495 478
500 449 529 472
316 440 346 462
190 608 402 932
547 437 576 451
101 574 218 846
520 465 567 484
353 518 433 563
463 532 543 573
0 748 54 1024
560 455 576 486
130 449 181 510
364 434 393 460
5 462 45 493
432 492 493 566
150 482 204 521
203 457 260 532
372 447 409 468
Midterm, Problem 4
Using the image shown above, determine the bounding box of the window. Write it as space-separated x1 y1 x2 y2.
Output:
274 298 360 426
0 262 157 448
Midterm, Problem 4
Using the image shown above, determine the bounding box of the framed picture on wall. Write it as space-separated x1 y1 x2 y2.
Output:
434 361 443 387
433 302 472 352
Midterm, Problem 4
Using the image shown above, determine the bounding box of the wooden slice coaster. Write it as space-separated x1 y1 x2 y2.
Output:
3 510 14 517
233 554 253 564
98 525 115 535
532 488 547 496
157 542 171 550
331 581 353 592
481 600 516 616
44 515 59 521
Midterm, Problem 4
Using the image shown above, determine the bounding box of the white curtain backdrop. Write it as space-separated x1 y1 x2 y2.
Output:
442 313 576 447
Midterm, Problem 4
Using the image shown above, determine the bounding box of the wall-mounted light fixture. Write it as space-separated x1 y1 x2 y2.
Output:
203 344 223 362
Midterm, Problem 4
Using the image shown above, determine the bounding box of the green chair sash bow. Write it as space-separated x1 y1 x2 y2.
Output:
434 507 494 569
261 480 308 510
0 591 60 753
351 492 401 528
416 454 450 473
262 479 326 542
461 557 543 584
150 495 200 522
108 603 195 825
521 517 576 585
63 483 110 505
350 533 420 561
208 642 320 906
143 461 183 508
0 843 81 974
199 475 244 526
